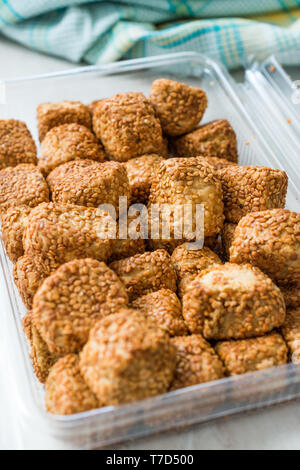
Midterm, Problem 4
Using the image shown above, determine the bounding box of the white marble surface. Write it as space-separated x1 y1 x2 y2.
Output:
0 35 300 450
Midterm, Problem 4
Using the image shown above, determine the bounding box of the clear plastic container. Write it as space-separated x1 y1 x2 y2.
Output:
0 52 300 449
237 56 300 186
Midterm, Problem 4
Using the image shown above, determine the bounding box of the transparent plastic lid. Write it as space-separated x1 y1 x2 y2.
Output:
238 56 300 188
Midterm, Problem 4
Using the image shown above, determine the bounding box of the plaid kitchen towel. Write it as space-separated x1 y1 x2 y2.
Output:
0 0 300 69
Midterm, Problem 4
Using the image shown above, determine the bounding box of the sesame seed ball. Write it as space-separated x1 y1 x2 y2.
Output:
171 119 238 162
45 354 99 415
195 155 238 171
79 309 176 406
171 243 222 298
149 157 224 237
110 249 177 301
218 166 288 223
230 209 300 286
13 253 59 309
93 92 163 162
170 334 225 390
37 101 92 142
280 283 300 309
215 333 288 376
124 154 164 204
0 164 49 213
182 263 286 340
23 311 60 383
23 202 114 265
281 308 300 363
221 222 237 261
131 289 187 336
32 258 129 356
39 123 105 175
47 159 130 213
0 205 31 262
149 79 207 137
0 119 37 169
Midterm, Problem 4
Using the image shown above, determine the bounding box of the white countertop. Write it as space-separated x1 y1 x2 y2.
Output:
1 36 300 451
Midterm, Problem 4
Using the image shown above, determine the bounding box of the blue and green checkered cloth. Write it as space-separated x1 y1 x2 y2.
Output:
0 1 300 69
